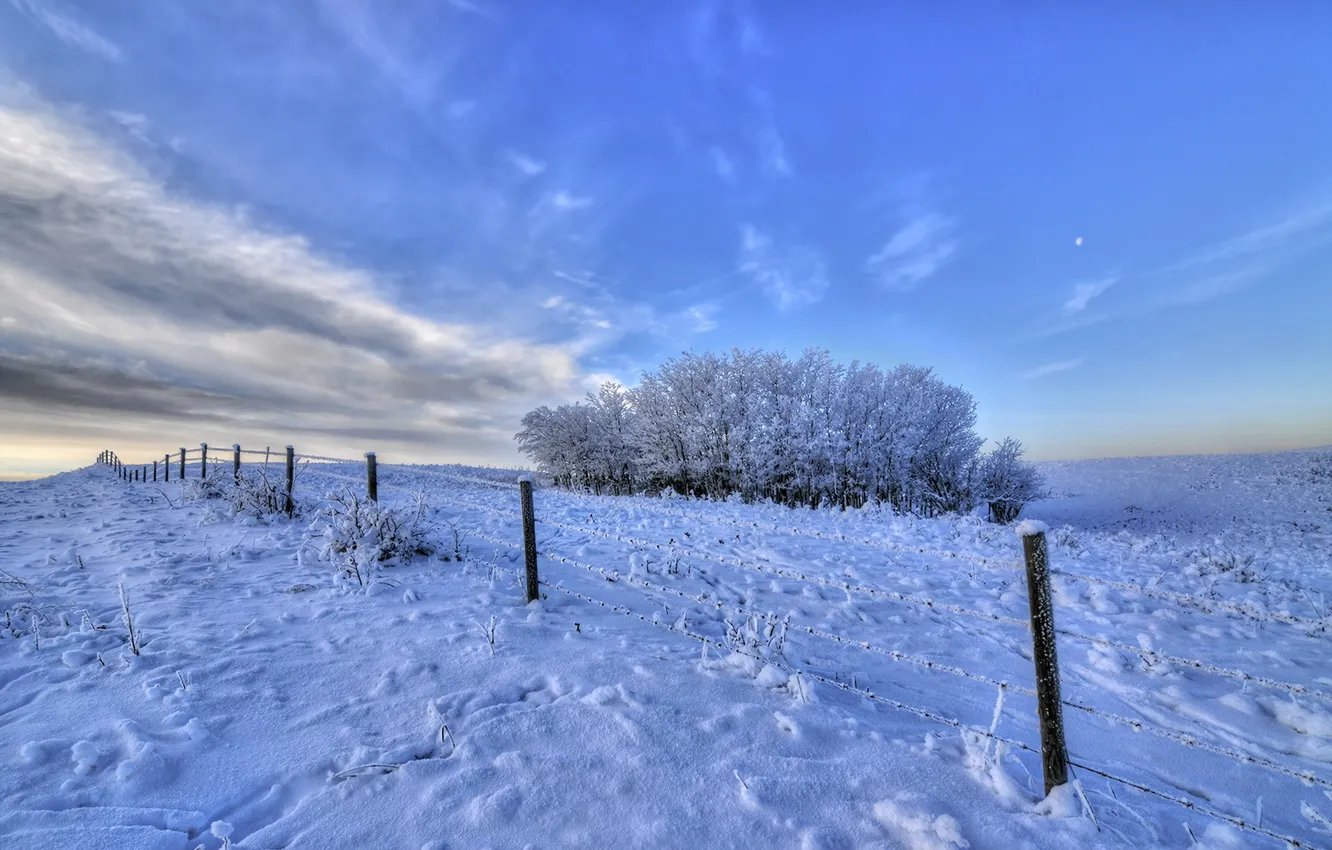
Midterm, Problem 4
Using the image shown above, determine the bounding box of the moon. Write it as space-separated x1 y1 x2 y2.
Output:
1075 236 1084 246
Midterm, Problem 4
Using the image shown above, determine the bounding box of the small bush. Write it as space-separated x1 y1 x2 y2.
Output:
178 474 230 502
1193 547 1262 585
307 488 433 586
228 469 295 518
1309 452 1332 483
974 437 1046 524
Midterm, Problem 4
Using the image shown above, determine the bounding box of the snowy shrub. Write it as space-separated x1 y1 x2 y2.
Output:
974 437 1046 524
1309 451 1332 482
307 488 432 586
517 348 993 516
178 473 230 502
441 518 470 563
723 612 790 662
1193 547 1262 585
226 465 298 518
2 567 47 645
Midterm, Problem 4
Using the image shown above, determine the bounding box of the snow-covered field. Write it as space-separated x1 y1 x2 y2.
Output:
2 448 1330 849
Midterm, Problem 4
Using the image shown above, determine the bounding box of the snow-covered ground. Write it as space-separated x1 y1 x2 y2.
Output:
2 448 1330 849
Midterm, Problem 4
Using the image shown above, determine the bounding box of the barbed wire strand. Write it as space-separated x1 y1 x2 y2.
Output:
529 565 1314 849
293 453 364 465
454 501 1332 705
528 487 1324 634
1054 626 1332 703
471 527 1332 794
1052 571 1324 630
1069 760 1313 849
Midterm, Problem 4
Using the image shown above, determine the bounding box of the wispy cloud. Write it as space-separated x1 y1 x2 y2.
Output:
549 191 593 211
866 213 958 291
108 111 152 146
1167 204 1332 274
445 100 476 119
1164 270 1259 307
758 126 791 177
1031 204 1332 340
10 0 122 61
738 225 828 311
687 303 719 332
506 151 546 176
709 146 736 183
1062 277 1115 315
0 98 584 462
442 0 498 19
1020 359 1084 380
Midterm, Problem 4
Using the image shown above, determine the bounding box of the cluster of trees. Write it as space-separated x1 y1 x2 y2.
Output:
516 349 1045 521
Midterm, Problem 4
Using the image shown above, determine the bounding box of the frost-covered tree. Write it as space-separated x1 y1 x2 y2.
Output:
974 437 1045 523
514 348 1005 516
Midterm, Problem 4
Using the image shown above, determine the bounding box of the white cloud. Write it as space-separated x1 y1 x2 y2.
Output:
866 213 958 291
109 111 152 145
446 100 476 119
1166 270 1257 307
10 0 122 61
506 151 546 176
758 127 791 177
1019 359 1084 380
1062 277 1115 316
687 304 719 332
1168 204 1332 274
443 0 495 18
709 146 736 183
550 191 593 211
0 99 583 461
738 225 828 311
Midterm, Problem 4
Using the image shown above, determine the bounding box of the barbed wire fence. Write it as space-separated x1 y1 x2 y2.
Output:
91 447 1329 848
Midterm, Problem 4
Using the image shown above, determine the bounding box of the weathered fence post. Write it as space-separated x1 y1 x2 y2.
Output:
164 453 170 482
179 448 186 480
153 460 157 482
285 446 295 517
1018 522 1069 795
365 452 378 502
200 443 208 479
519 476 539 603
233 444 241 485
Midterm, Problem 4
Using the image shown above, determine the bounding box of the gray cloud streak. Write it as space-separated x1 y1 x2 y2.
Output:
0 97 585 469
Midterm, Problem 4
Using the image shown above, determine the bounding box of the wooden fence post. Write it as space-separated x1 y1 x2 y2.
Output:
200 443 208 479
233 444 241 484
365 452 378 502
179 448 186 481
164 453 170 482
519 476 539 603
153 460 157 482
1019 523 1069 795
285 446 295 517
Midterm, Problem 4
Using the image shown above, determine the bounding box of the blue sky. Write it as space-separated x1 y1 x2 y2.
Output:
1 0 1330 476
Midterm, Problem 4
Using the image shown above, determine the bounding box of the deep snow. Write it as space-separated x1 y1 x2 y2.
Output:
1 448 1330 848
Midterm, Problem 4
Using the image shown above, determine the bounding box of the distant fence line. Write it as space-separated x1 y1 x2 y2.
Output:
97 444 384 516
92 447 1323 848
